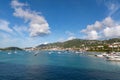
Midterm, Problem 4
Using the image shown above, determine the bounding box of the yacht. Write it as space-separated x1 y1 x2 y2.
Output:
106 55 120 61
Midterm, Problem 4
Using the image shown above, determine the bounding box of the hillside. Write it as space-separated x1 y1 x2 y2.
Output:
36 39 104 48
36 38 120 51
0 47 23 51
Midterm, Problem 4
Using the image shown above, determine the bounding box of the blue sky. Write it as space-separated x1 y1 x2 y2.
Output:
0 0 120 48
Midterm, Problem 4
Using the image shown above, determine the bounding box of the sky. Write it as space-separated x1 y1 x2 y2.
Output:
0 0 120 48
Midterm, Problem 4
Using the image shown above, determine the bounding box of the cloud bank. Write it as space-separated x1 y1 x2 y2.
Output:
81 17 120 40
11 0 51 37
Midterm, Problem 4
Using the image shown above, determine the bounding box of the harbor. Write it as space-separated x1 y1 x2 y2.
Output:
0 50 120 80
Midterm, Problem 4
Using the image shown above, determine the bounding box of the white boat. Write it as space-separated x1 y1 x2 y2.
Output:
106 56 120 61
8 52 12 54
48 52 52 54
58 51 61 54
75 51 83 54
14 51 17 54
95 54 104 57
103 53 108 56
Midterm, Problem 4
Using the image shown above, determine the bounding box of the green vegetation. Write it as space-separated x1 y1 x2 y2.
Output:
36 38 120 52
1 38 120 52
0 47 23 51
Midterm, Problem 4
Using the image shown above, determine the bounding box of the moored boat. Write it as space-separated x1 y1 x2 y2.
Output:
106 56 120 61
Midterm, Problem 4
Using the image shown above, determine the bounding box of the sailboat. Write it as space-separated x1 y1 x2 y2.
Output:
8 51 12 54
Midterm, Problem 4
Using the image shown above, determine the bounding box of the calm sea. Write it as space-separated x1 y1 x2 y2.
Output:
0 50 120 80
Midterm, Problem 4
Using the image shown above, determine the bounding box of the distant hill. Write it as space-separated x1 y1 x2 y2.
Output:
103 38 120 44
36 38 103 48
0 47 23 51
36 38 120 51
1 38 120 51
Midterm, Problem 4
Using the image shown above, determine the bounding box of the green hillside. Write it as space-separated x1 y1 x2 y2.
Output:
0 47 23 51
36 38 120 51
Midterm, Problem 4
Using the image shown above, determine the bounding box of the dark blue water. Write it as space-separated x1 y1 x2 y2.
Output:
0 51 120 80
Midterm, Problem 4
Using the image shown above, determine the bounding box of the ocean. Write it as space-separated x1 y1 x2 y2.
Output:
0 50 120 80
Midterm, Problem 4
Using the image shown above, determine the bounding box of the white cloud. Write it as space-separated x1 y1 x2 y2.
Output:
65 31 76 40
43 42 48 45
105 1 120 16
81 17 120 40
0 32 11 40
103 26 120 38
86 30 99 40
11 0 51 37
11 0 28 8
0 32 42 48
0 31 19 47
57 38 65 42
13 25 28 37
65 31 75 36
81 0 120 40
57 33 76 42
67 36 76 40
0 19 13 33
81 17 115 33
0 0 51 48
103 16 115 27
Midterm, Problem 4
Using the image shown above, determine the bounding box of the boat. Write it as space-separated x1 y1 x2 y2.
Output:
14 51 17 54
95 54 104 57
58 51 61 54
105 51 120 61
102 53 108 57
48 51 52 54
8 52 12 54
106 55 120 61
75 51 80 54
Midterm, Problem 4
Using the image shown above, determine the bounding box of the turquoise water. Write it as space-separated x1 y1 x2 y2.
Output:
0 50 120 80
